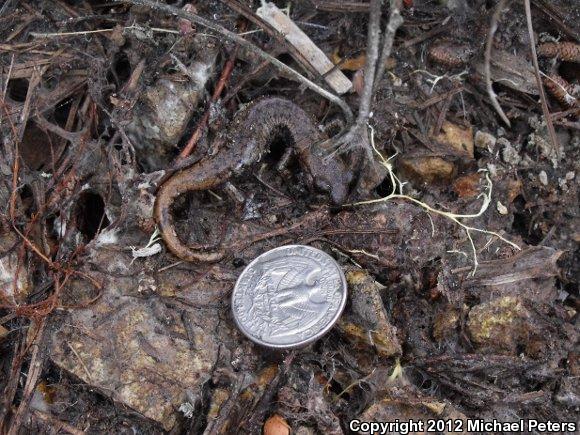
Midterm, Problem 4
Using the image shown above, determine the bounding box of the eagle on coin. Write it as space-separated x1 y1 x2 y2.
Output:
248 257 330 339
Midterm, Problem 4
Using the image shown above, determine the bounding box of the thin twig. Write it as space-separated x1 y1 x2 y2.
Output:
485 0 511 127
523 0 560 155
374 0 404 88
6 320 47 435
334 0 404 156
219 0 319 78
332 0 382 156
177 40 242 161
355 0 382 124
30 25 180 38
118 0 353 123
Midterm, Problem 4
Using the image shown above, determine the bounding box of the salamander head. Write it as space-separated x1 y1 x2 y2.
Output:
313 166 351 205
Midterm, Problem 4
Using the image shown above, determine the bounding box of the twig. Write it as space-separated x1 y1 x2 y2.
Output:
484 0 511 127
67 341 93 382
309 1 370 12
118 0 353 123
6 319 47 435
220 0 319 78
374 0 404 88
435 92 453 133
177 45 240 161
332 0 382 156
334 0 404 156
30 25 180 38
523 0 560 155
402 17 451 48
353 0 381 127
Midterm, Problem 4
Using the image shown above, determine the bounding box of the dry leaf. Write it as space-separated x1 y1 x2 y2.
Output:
332 49 396 71
264 414 291 435
431 121 474 159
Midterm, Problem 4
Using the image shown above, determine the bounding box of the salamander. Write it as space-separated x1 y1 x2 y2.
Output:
153 97 352 262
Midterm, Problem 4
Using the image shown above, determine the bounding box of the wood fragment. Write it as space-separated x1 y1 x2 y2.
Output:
257 2 352 95
309 0 370 13
460 247 563 286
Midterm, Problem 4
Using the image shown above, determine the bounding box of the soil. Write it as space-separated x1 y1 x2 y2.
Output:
0 0 578 434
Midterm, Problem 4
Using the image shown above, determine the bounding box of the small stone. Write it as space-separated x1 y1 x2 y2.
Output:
500 139 521 166
496 201 508 215
452 173 481 198
467 296 541 355
432 121 474 158
566 171 575 181
539 170 548 186
337 268 401 358
399 157 455 183
474 130 496 151
178 402 194 419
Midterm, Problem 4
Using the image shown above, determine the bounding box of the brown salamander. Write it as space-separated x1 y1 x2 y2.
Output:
154 97 353 262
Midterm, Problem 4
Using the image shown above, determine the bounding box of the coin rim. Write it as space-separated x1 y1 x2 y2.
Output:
231 244 347 349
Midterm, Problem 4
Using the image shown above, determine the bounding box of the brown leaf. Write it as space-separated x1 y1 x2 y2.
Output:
264 414 291 435
431 121 474 159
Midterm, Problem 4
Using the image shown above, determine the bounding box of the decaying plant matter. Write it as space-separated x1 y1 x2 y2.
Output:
0 0 578 433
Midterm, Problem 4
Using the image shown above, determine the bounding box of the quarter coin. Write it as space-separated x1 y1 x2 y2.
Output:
232 245 347 349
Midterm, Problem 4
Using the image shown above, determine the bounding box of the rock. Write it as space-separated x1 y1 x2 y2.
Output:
50 246 221 431
452 173 482 199
399 156 456 183
474 130 496 151
539 170 548 186
500 139 521 166
432 121 474 159
467 296 533 354
399 121 473 184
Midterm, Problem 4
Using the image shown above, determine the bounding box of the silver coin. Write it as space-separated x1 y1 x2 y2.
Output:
232 245 347 349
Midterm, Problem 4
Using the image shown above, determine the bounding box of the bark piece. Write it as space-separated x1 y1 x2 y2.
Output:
337 268 401 358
